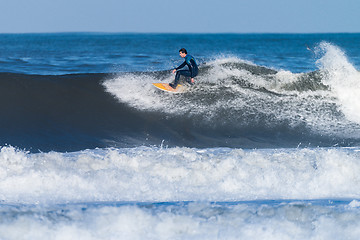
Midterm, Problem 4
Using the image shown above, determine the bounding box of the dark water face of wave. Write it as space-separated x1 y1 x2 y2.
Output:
1 57 360 152
0 72 143 151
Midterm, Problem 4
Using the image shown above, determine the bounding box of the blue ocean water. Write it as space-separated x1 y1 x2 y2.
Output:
1 33 360 239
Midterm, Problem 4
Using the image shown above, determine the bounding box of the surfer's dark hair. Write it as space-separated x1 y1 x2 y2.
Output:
179 48 187 54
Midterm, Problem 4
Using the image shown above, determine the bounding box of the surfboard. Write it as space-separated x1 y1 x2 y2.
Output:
152 83 186 93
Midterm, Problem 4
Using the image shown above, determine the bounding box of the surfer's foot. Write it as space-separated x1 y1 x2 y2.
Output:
169 83 176 89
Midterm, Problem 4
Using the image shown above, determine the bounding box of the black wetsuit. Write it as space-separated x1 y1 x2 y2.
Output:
173 54 198 88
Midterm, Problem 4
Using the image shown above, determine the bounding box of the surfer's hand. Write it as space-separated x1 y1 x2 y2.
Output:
191 78 194 83
172 69 176 74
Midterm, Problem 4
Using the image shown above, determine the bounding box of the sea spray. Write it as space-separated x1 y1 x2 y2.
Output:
316 42 360 124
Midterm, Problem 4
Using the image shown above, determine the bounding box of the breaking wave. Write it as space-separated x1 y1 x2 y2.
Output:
0 42 359 151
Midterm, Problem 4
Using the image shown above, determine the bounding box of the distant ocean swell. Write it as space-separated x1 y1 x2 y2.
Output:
0 42 359 151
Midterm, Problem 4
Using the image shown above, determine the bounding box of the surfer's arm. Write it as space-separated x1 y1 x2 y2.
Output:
175 61 186 70
188 64 194 77
187 59 197 77
186 57 198 78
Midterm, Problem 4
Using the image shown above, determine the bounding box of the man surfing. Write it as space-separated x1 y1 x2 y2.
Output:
170 48 198 89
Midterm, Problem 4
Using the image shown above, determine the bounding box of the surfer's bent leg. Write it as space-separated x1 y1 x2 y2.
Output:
172 70 191 88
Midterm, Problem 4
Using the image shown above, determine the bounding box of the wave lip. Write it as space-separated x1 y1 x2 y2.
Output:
316 42 360 124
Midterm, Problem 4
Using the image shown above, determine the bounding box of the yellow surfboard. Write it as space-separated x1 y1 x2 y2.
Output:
152 83 186 93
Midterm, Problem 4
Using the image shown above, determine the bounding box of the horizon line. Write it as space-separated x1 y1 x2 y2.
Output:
0 31 360 35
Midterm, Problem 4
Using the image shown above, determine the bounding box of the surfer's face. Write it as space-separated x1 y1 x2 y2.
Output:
179 52 186 58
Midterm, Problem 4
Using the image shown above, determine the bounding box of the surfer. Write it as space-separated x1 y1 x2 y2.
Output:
170 48 198 89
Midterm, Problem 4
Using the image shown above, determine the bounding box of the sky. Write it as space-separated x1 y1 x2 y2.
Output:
0 0 360 33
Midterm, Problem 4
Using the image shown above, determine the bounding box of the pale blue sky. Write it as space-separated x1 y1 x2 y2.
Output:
1 0 359 33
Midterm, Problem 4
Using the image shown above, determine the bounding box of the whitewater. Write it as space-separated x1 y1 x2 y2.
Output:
2 146 360 239
1 33 360 239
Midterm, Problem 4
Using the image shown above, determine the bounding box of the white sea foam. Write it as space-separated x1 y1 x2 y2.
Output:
1 146 360 204
0 201 360 240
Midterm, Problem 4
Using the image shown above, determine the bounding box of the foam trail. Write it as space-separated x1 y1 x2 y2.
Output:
103 72 180 113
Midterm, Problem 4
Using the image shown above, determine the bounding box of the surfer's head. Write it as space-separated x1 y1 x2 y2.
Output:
179 48 187 58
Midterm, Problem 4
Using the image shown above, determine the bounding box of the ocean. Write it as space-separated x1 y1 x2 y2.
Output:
1 33 360 239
